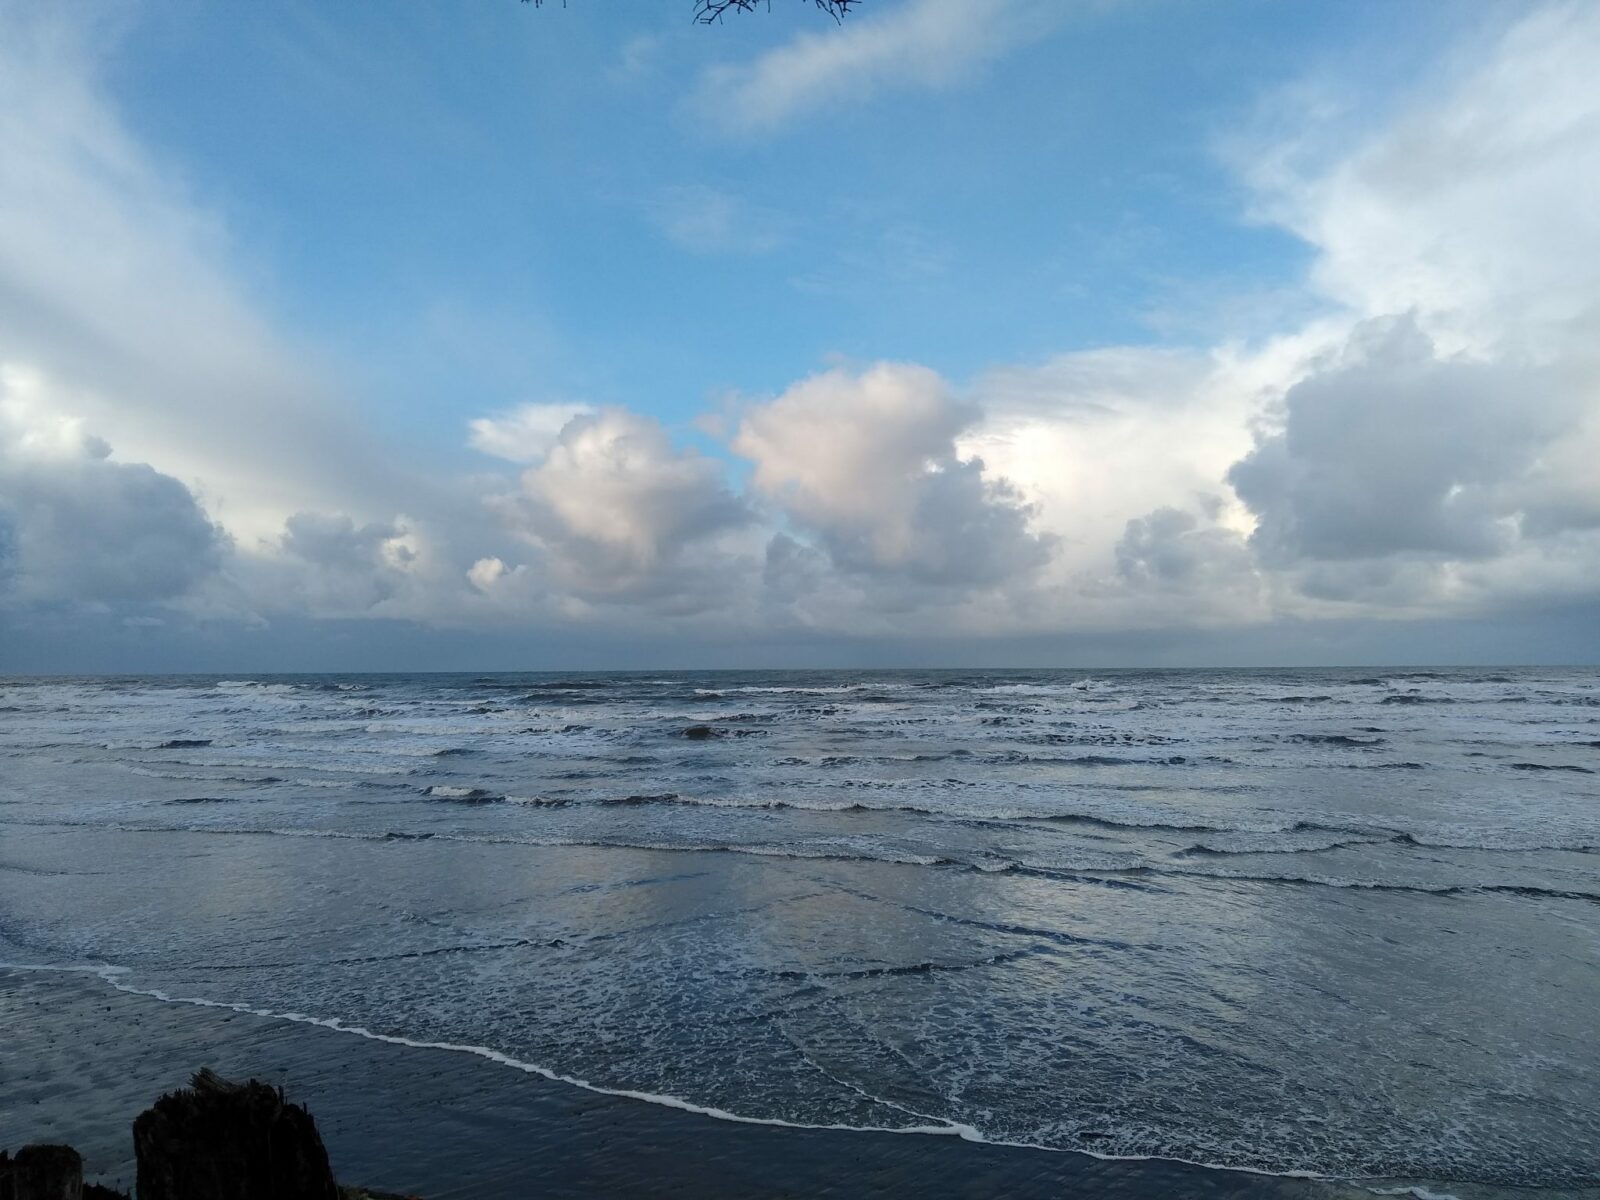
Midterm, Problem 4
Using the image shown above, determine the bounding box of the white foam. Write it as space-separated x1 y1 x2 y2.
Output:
0 959 970 1136
0 959 1334 1184
720 685 880 695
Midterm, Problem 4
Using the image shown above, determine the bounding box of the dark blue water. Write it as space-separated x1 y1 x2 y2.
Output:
2 668 1597 1196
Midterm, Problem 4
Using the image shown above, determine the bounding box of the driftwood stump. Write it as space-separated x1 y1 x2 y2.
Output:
0 1144 127 1200
132 1069 338 1200
0 1145 82 1200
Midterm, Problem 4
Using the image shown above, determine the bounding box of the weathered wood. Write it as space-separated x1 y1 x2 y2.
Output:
0 1145 83 1200
132 1070 338 1200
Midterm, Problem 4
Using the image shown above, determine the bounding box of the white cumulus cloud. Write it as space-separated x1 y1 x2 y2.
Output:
501 409 754 606
736 363 1052 588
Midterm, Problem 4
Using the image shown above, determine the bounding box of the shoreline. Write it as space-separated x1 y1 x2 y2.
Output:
1 964 1384 1200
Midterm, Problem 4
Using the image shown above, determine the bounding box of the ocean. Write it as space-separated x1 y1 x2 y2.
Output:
2 668 1597 1197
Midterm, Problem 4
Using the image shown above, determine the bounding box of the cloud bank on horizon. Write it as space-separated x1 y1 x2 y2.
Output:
1 0 1597 669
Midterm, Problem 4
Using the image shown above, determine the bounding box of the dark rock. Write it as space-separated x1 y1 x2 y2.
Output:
133 1069 338 1200
1 1144 84 1200
682 725 717 740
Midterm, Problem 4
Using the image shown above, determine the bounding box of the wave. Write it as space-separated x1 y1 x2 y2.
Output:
421 786 504 804
1287 734 1384 747
128 767 286 785
492 679 616 692
1017 731 1182 747
213 681 300 694
1027 814 1600 856
1178 833 1393 856
291 778 410 791
762 947 1040 982
129 754 418 777
1134 865 1600 903
427 788 1600 856
8 803 1600 913
63 821 959 868
30 813 1597 898
773 751 968 766
981 750 1198 767
708 685 868 696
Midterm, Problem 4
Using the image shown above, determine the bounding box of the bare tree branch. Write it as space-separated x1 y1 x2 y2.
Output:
693 1 860 23
521 0 862 21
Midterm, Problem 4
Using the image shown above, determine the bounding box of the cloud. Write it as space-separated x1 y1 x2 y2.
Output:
469 403 597 463
688 0 1063 135
0 367 226 608
761 532 829 602
735 363 1051 587
958 345 1267 574
612 33 662 81
0 4 418 543
1207 3 1600 618
467 555 520 593
1107 500 1267 627
262 512 420 615
645 185 787 254
501 408 753 605
6 0 1600 665
1228 317 1589 567
1239 2 1600 356
1116 502 1254 590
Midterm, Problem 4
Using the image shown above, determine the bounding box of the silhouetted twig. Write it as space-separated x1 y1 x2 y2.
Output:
693 1 860 22
520 0 861 20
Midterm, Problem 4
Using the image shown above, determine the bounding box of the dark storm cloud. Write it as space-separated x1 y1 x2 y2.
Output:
1228 317 1586 566
0 439 225 607
1116 504 1254 589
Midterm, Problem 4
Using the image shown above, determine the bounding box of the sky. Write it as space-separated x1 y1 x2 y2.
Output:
1 0 1598 671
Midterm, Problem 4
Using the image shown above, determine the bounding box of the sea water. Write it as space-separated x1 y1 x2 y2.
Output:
1 668 1596 1192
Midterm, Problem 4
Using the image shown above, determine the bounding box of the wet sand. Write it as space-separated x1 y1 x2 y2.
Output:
0 965 1376 1199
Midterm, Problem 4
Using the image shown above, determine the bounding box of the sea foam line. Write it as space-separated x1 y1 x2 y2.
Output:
0 959 1338 1186
0 959 971 1136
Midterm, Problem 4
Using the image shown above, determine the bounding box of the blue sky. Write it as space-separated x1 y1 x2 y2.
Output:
1 0 1597 669
105 0 1442 445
